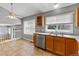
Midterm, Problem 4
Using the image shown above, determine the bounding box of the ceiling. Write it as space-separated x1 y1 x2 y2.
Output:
0 3 76 26
0 6 21 26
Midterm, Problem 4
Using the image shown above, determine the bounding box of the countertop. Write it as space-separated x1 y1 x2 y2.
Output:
35 32 79 42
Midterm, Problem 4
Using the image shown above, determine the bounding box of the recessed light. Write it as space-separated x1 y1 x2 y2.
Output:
53 4 59 8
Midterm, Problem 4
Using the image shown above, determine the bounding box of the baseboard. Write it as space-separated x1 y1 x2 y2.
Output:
22 38 33 42
0 39 15 44
11 38 21 40
0 38 33 44
0 38 22 44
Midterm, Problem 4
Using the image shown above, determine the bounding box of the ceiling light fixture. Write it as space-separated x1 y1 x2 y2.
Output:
53 4 59 9
8 3 16 19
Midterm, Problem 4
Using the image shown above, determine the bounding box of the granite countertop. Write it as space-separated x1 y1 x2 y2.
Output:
36 32 79 42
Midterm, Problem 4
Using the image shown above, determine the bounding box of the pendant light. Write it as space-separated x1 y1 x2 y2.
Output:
8 3 16 19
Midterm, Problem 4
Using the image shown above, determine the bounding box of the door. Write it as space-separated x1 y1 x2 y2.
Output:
53 36 65 55
46 35 54 52
75 7 79 27
36 16 45 27
65 37 78 56
10 27 15 39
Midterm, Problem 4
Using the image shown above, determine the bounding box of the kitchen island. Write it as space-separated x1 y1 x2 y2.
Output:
33 32 78 56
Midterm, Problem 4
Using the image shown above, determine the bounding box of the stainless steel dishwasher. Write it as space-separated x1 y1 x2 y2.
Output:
37 34 46 49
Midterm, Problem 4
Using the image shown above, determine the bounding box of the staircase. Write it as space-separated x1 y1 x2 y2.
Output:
0 34 11 42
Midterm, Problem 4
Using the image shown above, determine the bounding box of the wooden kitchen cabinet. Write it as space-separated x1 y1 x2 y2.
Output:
36 16 45 27
75 7 79 27
65 37 78 56
46 35 54 52
53 36 65 55
33 33 78 56
33 33 37 47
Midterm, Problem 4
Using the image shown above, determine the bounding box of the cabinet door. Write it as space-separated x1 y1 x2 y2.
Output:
33 33 37 47
53 36 65 55
75 7 79 27
46 35 53 52
37 16 42 26
65 37 78 56
36 16 45 27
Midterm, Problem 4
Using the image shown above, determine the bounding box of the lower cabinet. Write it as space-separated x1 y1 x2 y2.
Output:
46 35 54 52
53 36 65 55
34 34 78 56
33 33 37 47
45 35 78 56
65 37 78 56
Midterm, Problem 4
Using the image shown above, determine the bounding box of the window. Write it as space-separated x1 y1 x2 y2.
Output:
24 19 35 35
46 12 74 34
46 23 73 34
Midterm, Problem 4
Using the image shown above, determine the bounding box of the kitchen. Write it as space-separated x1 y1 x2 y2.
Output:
0 0 79 59
0 3 79 56
29 3 79 56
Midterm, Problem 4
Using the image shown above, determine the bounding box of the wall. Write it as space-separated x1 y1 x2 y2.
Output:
74 27 79 35
0 26 8 35
21 4 79 41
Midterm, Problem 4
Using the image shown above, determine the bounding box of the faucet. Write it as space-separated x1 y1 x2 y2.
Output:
55 29 58 36
60 32 64 37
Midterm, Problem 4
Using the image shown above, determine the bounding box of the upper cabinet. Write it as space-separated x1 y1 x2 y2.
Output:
36 16 45 27
75 7 79 27
46 13 73 24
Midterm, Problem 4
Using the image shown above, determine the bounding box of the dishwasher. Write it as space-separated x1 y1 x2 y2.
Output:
37 34 46 49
